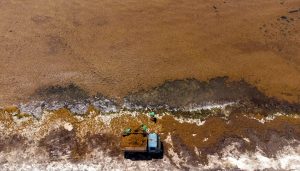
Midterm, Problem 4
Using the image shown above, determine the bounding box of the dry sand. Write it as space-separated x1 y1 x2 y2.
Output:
0 0 300 105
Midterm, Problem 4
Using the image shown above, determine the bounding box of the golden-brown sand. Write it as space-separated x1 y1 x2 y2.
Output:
0 0 300 105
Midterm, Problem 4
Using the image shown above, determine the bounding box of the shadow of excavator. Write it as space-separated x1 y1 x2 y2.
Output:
124 142 164 161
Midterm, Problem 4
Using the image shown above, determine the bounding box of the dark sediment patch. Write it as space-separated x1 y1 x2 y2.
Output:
39 127 121 161
209 127 300 158
29 77 300 117
84 133 121 157
0 134 27 152
125 76 254 108
30 84 118 114
124 76 300 114
33 83 89 103
39 127 79 161
170 134 201 167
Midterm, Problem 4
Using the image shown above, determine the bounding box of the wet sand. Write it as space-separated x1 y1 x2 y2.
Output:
1 0 300 106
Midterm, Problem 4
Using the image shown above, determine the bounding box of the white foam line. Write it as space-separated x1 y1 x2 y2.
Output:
248 112 300 124
185 102 236 112
173 116 206 126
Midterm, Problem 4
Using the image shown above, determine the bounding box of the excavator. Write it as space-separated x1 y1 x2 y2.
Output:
120 124 163 159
